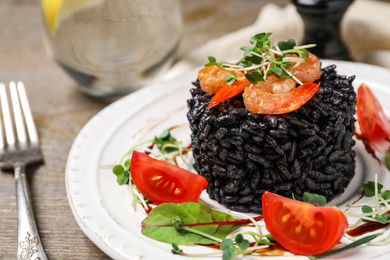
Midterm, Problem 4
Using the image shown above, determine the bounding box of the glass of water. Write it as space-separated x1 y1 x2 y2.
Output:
41 0 183 97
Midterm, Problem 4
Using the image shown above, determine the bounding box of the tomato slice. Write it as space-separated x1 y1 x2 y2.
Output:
356 83 390 143
262 191 347 256
130 151 208 205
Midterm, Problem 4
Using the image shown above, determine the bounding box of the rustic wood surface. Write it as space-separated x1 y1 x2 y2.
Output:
0 0 289 259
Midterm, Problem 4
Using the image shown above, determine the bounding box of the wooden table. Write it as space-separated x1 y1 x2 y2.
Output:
0 0 288 259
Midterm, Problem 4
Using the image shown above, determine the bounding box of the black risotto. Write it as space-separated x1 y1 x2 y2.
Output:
187 65 356 213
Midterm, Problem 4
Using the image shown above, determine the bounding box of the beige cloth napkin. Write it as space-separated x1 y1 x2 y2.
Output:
165 0 390 79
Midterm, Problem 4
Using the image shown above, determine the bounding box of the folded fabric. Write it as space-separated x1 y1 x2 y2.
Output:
164 0 390 80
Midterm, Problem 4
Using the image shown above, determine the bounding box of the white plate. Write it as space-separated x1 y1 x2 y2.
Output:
66 60 390 260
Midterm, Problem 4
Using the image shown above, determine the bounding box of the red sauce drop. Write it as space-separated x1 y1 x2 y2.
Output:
142 203 154 215
253 243 287 257
345 191 365 211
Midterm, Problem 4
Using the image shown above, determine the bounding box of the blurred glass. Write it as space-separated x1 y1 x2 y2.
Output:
41 0 183 97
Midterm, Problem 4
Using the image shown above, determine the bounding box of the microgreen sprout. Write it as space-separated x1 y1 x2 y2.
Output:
105 129 192 209
303 192 327 206
343 172 390 251
172 216 223 243
169 214 273 260
204 32 315 85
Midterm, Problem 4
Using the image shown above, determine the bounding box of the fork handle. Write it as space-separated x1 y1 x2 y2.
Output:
15 163 48 260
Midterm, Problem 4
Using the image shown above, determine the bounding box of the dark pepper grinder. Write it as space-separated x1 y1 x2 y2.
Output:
291 0 354 61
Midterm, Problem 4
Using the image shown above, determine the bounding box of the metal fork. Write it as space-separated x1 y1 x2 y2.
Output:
0 81 48 260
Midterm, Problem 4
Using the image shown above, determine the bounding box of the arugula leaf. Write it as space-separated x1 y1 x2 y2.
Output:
362 181 384 197
141 203 249 245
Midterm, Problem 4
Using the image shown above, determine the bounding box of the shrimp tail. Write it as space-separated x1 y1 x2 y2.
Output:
206 83 247 109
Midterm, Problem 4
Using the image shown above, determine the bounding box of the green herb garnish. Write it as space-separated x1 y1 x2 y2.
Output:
303 192 327 206
103 128 191 210
204 32 315 85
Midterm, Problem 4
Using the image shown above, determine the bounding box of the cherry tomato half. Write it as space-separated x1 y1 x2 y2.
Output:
130 151 208 205
262 191 347 256
356 83 390 143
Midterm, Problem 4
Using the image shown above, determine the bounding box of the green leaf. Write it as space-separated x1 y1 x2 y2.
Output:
385 150 390 171
112 165 124 176
273 67 283 77
303 192 327 206
361 205 373 222
362 181 383 197
278 39 296 51
249 33 272 50
278 72 292 79
240 46 252 54
153 129 178 154
158 129 171 140
205 56 222 67
235 234 249 252
221 239 235 260
265 233 276 243
245 71 264 85
362 205 373 214
141 203 248 245
171 243 182 254
382 190 390 200
116 169 129 185
124 159 131 169
225 74 237 85
238 60 250 67
375 213 389 224
112 165 129 185
251 54 262 64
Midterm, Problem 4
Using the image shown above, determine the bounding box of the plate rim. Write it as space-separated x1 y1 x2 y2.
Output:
65 60 390 260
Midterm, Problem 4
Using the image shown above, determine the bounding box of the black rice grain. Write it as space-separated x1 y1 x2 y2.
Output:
187 65 356 213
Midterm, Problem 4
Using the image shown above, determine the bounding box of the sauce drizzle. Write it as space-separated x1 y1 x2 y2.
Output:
347 210 390 237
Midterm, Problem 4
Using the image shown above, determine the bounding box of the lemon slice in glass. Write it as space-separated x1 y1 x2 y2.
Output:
41 0 104 35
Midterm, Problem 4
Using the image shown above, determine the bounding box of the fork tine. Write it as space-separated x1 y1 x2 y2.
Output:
0 82 16 148
16 81 39 145
10 81 28 146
